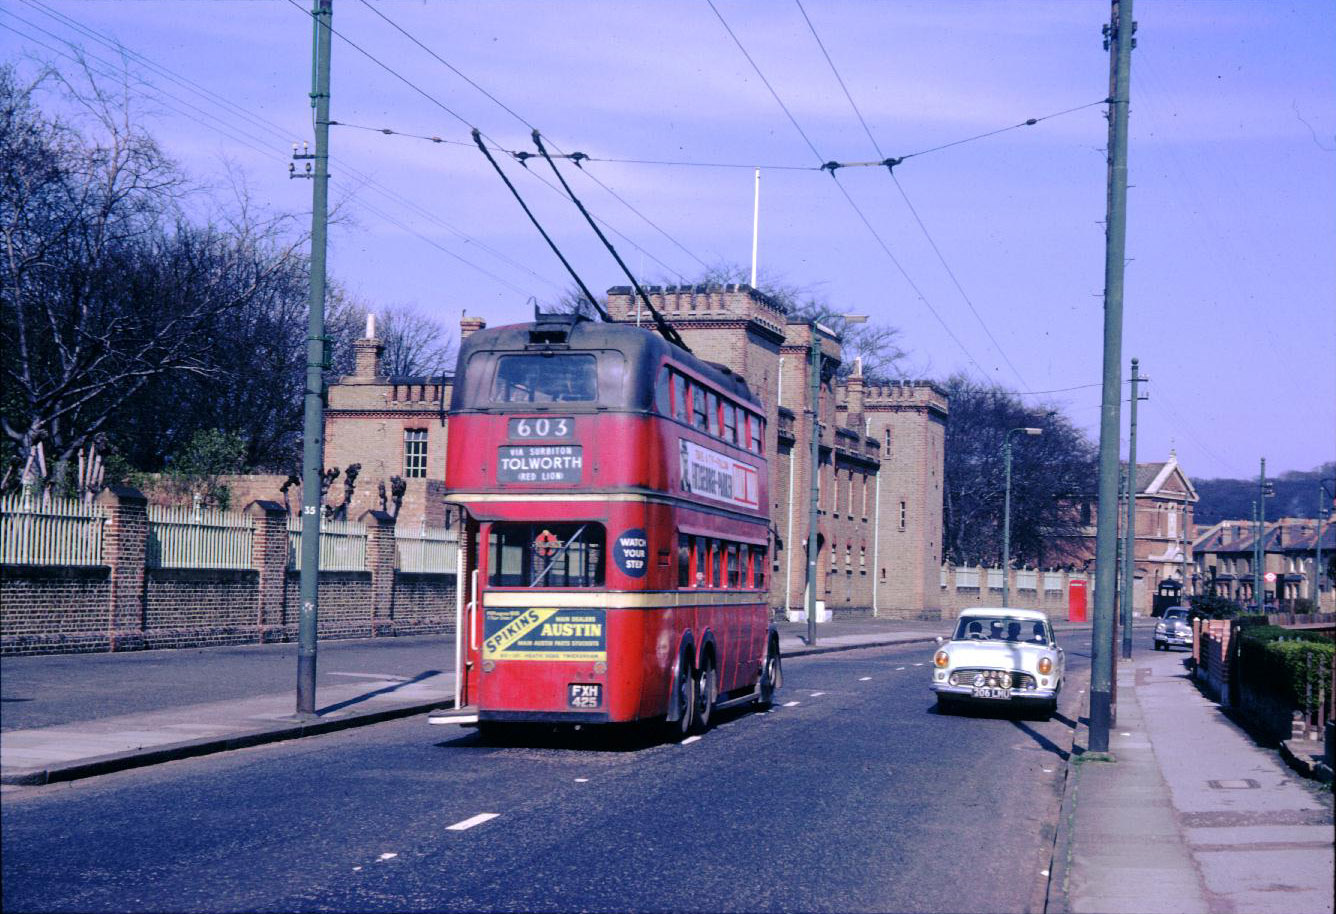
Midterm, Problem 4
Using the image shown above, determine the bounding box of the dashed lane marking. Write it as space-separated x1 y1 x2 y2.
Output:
810 691 826 697
783 701 800 707
574 778 589 782
680 735 702 745
447 813 500 831
377 853 398 861
896 667 906 671
859 676 872 681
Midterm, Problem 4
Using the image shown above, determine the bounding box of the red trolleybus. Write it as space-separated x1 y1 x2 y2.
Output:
431 312 781 737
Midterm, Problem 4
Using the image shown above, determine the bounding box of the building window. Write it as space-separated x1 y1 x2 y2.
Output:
404 429 428 478
899 501 907 530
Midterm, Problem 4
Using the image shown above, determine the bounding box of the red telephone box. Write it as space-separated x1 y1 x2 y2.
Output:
1068 579 1088 623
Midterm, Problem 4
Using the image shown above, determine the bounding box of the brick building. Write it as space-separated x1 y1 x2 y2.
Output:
1048 453 1198 616
323 285 948 618
1193 517 1335 611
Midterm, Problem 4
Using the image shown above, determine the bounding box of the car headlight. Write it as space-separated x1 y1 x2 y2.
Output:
1155 624 1166 633
934 650 949 668
1038 657 1053 675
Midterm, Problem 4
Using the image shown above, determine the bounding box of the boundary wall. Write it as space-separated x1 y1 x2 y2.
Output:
1 487 455 656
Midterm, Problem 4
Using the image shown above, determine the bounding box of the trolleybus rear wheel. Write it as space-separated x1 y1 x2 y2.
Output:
758 637 781 708
669 654 697 740
694 656 718 733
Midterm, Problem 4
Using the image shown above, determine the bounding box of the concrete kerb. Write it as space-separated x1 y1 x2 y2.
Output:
2 633 926 788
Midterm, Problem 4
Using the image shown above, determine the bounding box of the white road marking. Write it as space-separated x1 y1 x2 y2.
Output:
859 676 872 681
913 663 925 667
377 853 398 861
810 691 826 697
353 866 362 872
896 666 906 671
327 672 410 682
1120 732 1131 737
574 778 589 783
447 813 500 831
680 735 702 745
783 701 800 707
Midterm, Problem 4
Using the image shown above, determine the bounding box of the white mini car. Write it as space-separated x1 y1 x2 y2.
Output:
930 608 1065 718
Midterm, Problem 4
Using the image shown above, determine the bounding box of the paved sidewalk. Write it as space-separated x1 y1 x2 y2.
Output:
1055 647 1334 914
0 616 947 787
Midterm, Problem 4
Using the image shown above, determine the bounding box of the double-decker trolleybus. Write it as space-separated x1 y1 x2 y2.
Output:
430 311 781 737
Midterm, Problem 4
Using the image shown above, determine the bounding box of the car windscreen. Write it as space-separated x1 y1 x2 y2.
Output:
953 616 1051 645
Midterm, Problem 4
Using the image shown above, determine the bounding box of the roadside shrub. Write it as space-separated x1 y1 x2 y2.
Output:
1238 627 1335 717
1189 592 1246 619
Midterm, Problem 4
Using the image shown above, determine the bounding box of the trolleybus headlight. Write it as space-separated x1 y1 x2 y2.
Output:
1038 657 1053 675
934 650 949 668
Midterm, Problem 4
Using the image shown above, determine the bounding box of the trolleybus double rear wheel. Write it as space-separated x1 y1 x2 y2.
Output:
693 656 718 733
670 654 697 740
758 636 782 708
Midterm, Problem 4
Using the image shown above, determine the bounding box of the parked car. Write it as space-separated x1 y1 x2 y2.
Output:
930 608 1065 718
1153 606 1193 651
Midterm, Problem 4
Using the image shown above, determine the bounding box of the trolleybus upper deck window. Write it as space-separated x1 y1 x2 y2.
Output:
492 354 597 403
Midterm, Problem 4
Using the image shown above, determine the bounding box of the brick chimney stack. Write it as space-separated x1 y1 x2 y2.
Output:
460 314 486 342
351 312 384 382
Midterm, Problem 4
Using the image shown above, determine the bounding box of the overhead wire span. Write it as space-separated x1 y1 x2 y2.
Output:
532 132 691 352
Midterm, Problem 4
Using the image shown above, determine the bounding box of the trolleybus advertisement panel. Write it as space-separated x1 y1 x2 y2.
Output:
497 444 583 483
678 439 760 510
483 607 607 661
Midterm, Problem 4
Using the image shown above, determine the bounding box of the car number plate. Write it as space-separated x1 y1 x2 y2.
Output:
972 686 1011 700
568 683 602 709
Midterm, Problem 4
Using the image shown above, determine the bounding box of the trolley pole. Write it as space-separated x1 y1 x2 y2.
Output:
297 0 333 718
1090 0 1135 752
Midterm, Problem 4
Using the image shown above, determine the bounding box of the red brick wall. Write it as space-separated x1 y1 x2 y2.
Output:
0 566 112 653
2 489 457 656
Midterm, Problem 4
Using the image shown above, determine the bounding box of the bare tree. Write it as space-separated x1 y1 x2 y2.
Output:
0 62 306 485
939 374 1097 568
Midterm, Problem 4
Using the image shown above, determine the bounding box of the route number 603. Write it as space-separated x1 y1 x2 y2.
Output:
508 417 573 439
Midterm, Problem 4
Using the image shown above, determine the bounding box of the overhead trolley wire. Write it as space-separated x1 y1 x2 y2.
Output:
12 0 562 298
349 0 705 278
789 0 1032 389
706 0 989 378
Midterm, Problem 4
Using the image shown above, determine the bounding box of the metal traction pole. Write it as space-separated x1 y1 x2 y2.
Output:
297 0 332 717
1090 0 1134 752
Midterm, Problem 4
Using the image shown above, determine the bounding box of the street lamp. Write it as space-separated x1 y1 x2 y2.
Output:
805 314 865 646
1002 427 1043 607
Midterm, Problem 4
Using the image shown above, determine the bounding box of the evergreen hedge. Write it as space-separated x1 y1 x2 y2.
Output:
1237 625 1334 717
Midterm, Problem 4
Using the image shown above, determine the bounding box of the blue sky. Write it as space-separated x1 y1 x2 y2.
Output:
4 0 1333 480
